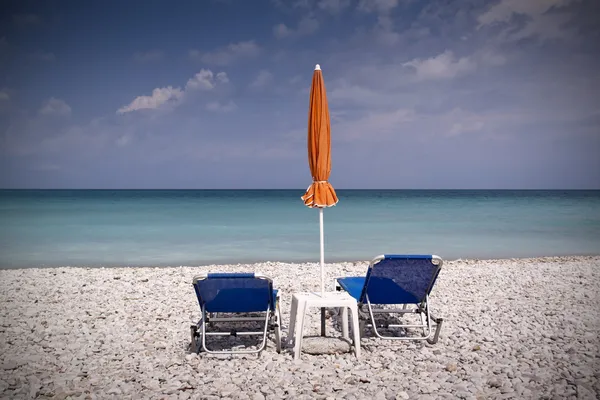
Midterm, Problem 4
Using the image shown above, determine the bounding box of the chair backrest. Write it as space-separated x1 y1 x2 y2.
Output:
192 273 275 313
359 255 443 305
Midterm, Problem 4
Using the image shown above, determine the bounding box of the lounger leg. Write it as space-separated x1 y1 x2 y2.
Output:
341 307 349 340
359 320 366 338
274 303 282 353
190 325 198 354
321 308 326 336
350 306 361 358
420 312 428 336
427 318 443 345
201 309 210 353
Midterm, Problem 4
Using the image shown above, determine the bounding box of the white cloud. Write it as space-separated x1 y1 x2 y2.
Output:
403 50 476 81
479 50 507 66
330 82 398 107
477 0 576 41
133 50 164 62
478 0 573 26
508 13 572 41
249 70 274 89
318 0 351 14
185 70 217 90
191 40 260 66
28 51 56 62
445 108 486 137
333 107 416 142
216 72 229 83
273 16 319 39
357 0 399 14
117 86 184 114
117 69 229 114
206 100 237 113
327 48 507 110
39 98 71 117
330 106 489 144
373 15 401 46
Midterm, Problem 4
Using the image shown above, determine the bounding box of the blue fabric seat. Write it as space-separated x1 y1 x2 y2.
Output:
336 255 444 344
190 273 282 355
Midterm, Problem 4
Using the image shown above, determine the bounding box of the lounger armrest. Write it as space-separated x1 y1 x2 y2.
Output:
332 276 345 291
191 273 209 285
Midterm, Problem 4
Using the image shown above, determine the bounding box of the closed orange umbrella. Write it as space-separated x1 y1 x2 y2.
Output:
301 64 338 296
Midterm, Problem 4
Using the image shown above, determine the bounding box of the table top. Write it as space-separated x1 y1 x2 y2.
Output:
292 291 357 305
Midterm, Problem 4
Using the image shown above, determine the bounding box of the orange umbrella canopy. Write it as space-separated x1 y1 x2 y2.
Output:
301 65 338 208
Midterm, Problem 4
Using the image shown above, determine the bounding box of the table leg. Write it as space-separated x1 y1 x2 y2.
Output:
288 295 299 347
341 306 349 340
293 299 308 359
350 306 361 358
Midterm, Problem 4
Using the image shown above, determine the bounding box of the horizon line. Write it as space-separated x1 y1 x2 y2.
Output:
1 188 599 191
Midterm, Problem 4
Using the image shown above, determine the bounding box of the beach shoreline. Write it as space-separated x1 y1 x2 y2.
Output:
1 256 598 399
2 254 600 271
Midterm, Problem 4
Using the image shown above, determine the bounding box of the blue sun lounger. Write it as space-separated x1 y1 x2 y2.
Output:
335 255 444 344
190 273 282 354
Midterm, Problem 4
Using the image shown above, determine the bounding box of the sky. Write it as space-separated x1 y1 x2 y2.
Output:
0 0 599 189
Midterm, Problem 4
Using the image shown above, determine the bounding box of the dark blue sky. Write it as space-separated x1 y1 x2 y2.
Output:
1 0 599 189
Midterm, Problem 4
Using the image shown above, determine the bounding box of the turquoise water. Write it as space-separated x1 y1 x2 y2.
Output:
1 190 599 268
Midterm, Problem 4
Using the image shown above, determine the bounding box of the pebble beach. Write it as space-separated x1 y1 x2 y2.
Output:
1 256 599 400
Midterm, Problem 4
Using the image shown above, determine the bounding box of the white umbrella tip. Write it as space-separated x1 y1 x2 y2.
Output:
315 64 321 70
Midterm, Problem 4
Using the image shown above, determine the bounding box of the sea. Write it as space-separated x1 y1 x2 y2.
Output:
1 189 599 268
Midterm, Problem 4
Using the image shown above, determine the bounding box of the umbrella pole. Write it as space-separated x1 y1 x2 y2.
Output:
319 207 325 296
319 207 326 336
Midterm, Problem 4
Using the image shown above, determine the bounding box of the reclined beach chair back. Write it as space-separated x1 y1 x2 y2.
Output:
190 273 282 355
336 255 444 344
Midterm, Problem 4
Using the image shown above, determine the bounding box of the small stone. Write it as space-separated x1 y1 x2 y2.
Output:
488 378 502 388
107 386 122 395
1 362 19 370
472 345 481 351
375 391 386 400
446 363 458 372
500 385 514 394
166 359 182 368
396 392 409 400
53 391 70 400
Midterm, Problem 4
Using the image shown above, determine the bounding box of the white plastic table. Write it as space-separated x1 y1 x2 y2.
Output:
288 291 361 359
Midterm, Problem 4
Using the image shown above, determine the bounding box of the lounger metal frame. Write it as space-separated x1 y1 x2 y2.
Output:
190 273 282 355
336 255 444 344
